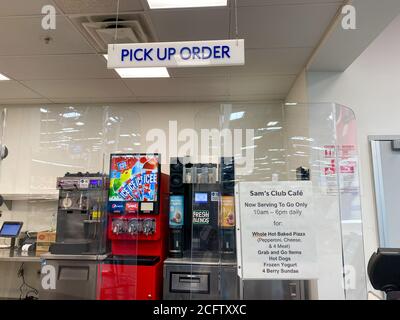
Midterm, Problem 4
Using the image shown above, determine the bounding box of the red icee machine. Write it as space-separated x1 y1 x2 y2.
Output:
98 154 169 300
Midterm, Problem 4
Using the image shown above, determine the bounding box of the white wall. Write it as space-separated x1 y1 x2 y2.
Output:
286 69 308 103
287 12 400 295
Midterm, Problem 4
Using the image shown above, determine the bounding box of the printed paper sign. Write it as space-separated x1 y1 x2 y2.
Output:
237 181 317 280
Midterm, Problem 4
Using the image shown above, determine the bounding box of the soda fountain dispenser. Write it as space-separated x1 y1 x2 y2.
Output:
99 154 169 300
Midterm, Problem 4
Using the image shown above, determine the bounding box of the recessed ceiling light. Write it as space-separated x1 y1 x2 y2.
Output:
147 0 227 9
0 73 10 81
115 67 170 78
104 54 170 78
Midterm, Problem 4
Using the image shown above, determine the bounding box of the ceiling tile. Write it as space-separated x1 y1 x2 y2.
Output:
237 0 343 6
54 0 144 14
134 95 230 103
50 97 138 104
228 75 296 96
229 47 311 75
0 16 95 56
0 98 52 105
0 81 43 99
0 54 117 80
170 47 312 78
0 0 58 16
233 3 341 48
124 77 229 97
21 79 133 99
133 94 284 103
150 7 230 41
224 94 285 102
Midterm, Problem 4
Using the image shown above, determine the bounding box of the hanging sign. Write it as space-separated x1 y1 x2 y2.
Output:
107 39 245 69
237 181 317 280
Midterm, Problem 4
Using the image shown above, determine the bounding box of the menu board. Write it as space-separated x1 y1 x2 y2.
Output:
109 154 159 202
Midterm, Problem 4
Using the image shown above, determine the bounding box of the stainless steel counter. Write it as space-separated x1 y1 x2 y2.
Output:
0 249 41 263
41 253 109 261
0 250 109 263
165 256 237 266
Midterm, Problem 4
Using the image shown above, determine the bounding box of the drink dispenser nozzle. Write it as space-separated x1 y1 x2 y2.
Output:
112 219 124 235
128 219 139 235
143 219 155 236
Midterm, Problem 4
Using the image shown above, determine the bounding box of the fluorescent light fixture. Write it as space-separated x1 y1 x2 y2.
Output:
75 122 85 126
252 136 263 140
62 112 80 118
230 111 245 121
241 145 257 150
103 55 169 78
147 0 227 9
267 121 278 127
285 102 298 106
0 73 10 81
291 136 315 142
40 108 48 113
115 67 170 78
266 126 282 131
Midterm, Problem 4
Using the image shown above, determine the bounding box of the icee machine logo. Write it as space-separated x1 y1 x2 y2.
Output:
109 154 159 203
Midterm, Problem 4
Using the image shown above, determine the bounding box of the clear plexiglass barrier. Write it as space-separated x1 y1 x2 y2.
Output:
0 103 366 300
0 105 141 300
190 103 367 300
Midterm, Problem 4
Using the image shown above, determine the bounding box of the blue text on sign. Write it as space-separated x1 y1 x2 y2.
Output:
121 45 231 62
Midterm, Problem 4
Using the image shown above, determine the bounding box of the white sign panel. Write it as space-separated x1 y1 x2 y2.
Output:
107 39 245 68
237 181 317 280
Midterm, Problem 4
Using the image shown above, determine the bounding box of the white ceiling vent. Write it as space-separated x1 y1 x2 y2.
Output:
70 14 156 53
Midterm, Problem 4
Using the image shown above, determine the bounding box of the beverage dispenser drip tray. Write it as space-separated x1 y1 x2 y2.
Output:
104 255 160 266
